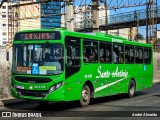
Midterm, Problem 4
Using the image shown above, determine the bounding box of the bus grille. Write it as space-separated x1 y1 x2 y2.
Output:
16 89 48 98
14 76 52 83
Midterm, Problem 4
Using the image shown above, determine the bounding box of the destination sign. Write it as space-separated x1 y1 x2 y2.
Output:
14 31 61 40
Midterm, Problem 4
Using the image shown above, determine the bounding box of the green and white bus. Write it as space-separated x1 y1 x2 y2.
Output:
10 28 153 106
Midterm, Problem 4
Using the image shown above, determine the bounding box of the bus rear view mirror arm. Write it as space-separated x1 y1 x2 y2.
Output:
6 44 13 61
6 51 9 61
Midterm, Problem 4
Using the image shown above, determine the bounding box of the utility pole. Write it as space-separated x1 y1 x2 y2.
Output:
146 0 157 45
146 2 149 43
105 0 108 33
66 0 74 31
92 0 99 32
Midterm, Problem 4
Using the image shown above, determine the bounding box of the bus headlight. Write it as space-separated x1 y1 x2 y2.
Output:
49 82 62 93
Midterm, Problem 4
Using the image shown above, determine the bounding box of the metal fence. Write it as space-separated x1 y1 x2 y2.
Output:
99 8 160 26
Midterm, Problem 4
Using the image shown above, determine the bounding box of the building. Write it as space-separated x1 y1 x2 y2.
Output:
18 0 61 30
0 2 8 46
108 28 138 40
0 0 62 45
157 30 160 47
18 2 41 31
73 5 109 30
40 1 61 28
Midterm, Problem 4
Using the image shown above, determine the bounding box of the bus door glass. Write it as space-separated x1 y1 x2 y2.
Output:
65 36 81 78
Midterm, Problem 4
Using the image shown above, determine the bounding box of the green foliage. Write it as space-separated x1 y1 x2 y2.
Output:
135 33 144 40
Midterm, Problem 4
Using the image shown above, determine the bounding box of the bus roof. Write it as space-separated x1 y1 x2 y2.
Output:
16 28 152 47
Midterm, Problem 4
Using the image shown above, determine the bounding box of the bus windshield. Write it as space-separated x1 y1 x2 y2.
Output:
12 44 63 75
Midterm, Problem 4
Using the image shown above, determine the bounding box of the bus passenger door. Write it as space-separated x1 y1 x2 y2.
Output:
64 36 82 101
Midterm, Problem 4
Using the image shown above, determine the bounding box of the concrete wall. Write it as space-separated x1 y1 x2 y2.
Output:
108 27 137 40
0 48 12 98
19 3 41 31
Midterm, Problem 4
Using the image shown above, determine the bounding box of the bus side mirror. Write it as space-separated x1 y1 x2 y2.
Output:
6 51 9 61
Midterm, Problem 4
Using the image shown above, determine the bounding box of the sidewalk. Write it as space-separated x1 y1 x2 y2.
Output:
152 79 160 84
0 79 160 108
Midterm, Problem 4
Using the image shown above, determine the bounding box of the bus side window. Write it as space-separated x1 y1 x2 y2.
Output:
125 45 134 64
113 45 118 63
100 42 105 62
84 40 98 63
106 43 112 63
113 44 124 64
135 47 143 64
144 48 151 64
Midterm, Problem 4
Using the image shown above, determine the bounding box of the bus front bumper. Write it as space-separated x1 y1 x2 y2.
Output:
11 86 65 102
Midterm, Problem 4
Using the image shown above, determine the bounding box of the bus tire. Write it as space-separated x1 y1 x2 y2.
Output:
128 80 136 98
80 85 91 107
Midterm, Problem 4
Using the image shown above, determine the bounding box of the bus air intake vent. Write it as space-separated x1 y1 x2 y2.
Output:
14 76 52 83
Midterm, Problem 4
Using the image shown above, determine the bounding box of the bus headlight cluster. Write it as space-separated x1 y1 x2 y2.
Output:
49 82 62 93
13 84 24 90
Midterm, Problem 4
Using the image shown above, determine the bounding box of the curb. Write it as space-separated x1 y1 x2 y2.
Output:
153 80 160 84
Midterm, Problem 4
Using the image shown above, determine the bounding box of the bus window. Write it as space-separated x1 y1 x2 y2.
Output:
84 40 98 62
100 43 105 62
135 47 143 64
65 37 80 67
65 36 81 78
113 44 124 64
125 45 134 64
144 48 151 64
99 42 112 63
106 43 112 63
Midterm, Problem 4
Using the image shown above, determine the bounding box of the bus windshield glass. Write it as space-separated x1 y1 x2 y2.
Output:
12 44 63 75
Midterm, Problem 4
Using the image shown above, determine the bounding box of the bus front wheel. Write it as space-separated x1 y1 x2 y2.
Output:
80 85 91 106
128 80 136 98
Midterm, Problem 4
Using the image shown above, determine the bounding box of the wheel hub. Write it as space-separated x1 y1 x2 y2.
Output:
82 89 89 102
130 85 134 95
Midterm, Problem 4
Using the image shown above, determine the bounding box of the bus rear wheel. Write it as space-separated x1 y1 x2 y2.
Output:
80 85 91 107
128 80 136 98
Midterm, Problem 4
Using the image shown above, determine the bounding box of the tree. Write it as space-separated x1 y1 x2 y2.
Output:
135 33 144 40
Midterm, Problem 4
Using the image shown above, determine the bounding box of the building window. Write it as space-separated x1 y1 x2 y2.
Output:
3 38 7 40
2 32 6 36
3 41 7 44
2 15 6 18
2 6 6 9
2 24 6 26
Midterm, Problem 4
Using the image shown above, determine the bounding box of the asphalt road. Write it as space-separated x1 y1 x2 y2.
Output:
1 83 160 120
